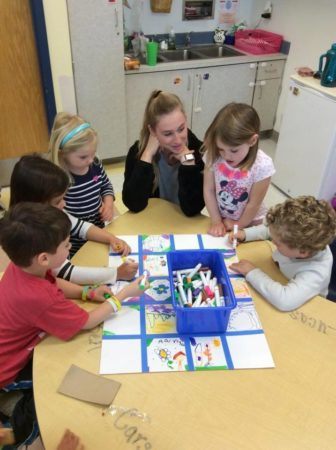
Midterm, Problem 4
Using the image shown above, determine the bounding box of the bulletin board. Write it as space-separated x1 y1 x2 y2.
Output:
100 234 275 375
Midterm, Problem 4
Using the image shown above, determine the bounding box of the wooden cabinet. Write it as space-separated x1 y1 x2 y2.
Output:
67 0 126 159
252 60 285 132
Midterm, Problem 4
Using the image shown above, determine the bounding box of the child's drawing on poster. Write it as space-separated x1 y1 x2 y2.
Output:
144 278 171 302
227 301 262 331
230 278 251 298
142 234 171 253
143 254 168 276
190 337 228 370
145 304 176 334
146 337 187 372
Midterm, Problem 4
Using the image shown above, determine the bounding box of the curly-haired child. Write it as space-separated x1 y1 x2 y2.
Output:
230 196 336 311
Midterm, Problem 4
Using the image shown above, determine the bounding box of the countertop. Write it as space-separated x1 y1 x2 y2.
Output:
125 45 287 75
290 74 336 100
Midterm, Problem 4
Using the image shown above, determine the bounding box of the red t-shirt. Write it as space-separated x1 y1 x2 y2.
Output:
0 263 89 388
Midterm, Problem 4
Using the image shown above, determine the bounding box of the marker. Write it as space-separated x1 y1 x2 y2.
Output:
177 283 188 305
233 224 238 249
140 270 149 290
214 286 221 306
188 263 202 279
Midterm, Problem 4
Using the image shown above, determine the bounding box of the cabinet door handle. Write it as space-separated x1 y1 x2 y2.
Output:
257 80 266 99
249 82 255 87
187 74 191 91
114 8 119 29
194 74 202 113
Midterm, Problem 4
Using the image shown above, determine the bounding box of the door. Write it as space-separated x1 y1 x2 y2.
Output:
0 0 49 160
191 63 256 140
125 70 194 148
67 0 127 159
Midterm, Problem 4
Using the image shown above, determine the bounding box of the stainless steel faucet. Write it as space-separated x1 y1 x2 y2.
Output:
185 31 192 48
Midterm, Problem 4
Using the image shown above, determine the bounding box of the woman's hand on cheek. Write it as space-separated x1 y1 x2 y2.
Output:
142 134 160 161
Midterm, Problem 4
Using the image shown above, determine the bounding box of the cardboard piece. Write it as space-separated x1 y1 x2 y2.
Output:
58 364 121 406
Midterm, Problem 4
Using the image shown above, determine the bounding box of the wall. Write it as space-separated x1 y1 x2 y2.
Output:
42 0 76 113
123 0 255 34
251 0 336 131
44 0 336 133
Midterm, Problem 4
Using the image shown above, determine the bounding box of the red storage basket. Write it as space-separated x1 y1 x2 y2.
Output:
234 29 283 55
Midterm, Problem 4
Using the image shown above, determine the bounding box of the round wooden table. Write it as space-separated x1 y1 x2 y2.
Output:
34 199 336 449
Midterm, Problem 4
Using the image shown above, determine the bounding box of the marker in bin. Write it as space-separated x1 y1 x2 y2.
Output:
172 263 223 308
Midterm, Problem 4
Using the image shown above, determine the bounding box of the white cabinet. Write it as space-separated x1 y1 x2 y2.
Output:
67 0 126 159
252 60 285 132
125 63 257 146
191 64 256 139
125 70 194 148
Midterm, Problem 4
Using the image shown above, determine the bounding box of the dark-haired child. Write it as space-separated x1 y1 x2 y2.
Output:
10 155 137 284
0 202 147 446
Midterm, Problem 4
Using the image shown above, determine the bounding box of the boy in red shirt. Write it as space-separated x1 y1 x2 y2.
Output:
0 202 146 447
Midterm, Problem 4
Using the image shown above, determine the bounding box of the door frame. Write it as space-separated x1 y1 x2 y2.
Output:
30 0 56 131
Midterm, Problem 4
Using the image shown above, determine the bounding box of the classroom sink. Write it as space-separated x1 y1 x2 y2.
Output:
191 45 244 58
158 45 244 63
159 48 204 62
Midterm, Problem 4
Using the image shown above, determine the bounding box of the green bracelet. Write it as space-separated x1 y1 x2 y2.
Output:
82 285 90 301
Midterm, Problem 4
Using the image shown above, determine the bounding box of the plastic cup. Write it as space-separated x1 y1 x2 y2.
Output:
146 41 158 66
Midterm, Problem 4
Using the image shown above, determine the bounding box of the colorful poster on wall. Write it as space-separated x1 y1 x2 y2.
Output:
219 0 239 25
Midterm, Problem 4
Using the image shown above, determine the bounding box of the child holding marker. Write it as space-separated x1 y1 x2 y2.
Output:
203 103 275 237
10 155 137 283
0 203 148 447
229 196 336 311
50 112 115 254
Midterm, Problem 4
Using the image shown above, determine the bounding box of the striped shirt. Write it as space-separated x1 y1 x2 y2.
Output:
64 162 114 255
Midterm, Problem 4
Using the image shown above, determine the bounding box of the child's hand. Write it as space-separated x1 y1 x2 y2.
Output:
111 237 131 256
228 229 246 245
57 429 84 450
120 275 149 300
117 260 138 280
230 259 255 276
99 196 114 222
88 285 112 302
208 221 226 237
223 218 237 231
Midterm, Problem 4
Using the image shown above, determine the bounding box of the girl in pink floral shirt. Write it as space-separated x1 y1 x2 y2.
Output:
203 103 275 237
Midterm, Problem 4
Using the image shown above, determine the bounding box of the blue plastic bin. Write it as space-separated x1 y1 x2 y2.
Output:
167 250 236 334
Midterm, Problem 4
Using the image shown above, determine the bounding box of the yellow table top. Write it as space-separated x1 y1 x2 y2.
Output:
33 199 336 449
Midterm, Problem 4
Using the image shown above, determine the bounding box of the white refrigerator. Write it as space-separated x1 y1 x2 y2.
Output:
273 75 336 201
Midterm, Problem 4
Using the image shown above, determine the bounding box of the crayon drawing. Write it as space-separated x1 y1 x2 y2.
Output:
227 301 262 331
190 336 228 370
143 254 168 277
230 278 252 298
145 304 176 334
146 337 187 372
144 278 171 302
142 234 171 253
